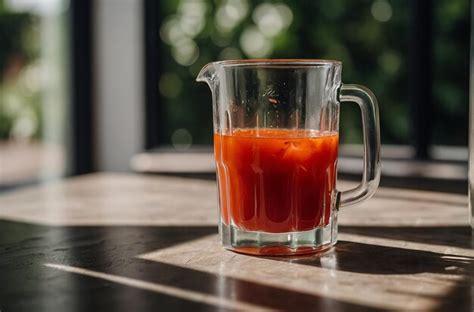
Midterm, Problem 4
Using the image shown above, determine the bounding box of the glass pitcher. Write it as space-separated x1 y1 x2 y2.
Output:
197 59 381 256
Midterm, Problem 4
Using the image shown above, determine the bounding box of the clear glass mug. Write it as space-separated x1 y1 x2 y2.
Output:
197 59 381 256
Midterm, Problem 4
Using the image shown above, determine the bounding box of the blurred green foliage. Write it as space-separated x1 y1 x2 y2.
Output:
0 0 469 147
0 0 41 140
432 0 469 145
158 0 469 147
0 1 36 77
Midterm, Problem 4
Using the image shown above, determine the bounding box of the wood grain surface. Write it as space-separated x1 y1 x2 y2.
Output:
0 173 472 311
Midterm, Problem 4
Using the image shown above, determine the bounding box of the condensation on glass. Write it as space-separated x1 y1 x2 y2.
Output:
197 59 381 255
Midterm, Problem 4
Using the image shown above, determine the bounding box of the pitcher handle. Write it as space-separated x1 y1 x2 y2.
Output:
338 84 381 207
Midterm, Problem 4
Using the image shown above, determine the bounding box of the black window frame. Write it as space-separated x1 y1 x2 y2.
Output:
70 0 95 175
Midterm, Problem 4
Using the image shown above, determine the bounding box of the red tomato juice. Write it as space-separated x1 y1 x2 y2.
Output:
214 129 339 233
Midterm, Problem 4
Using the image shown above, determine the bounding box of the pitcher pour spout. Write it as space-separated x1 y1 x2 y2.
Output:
196 62 217 87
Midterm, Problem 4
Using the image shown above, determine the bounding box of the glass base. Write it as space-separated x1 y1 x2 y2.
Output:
220 213 338 256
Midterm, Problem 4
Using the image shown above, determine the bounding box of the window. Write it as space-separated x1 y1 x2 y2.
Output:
0 0 70 188
432 1 469 146
145 0 469 159
0 0 93 189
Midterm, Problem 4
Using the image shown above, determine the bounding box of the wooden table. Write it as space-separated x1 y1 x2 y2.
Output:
0 173 472 311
